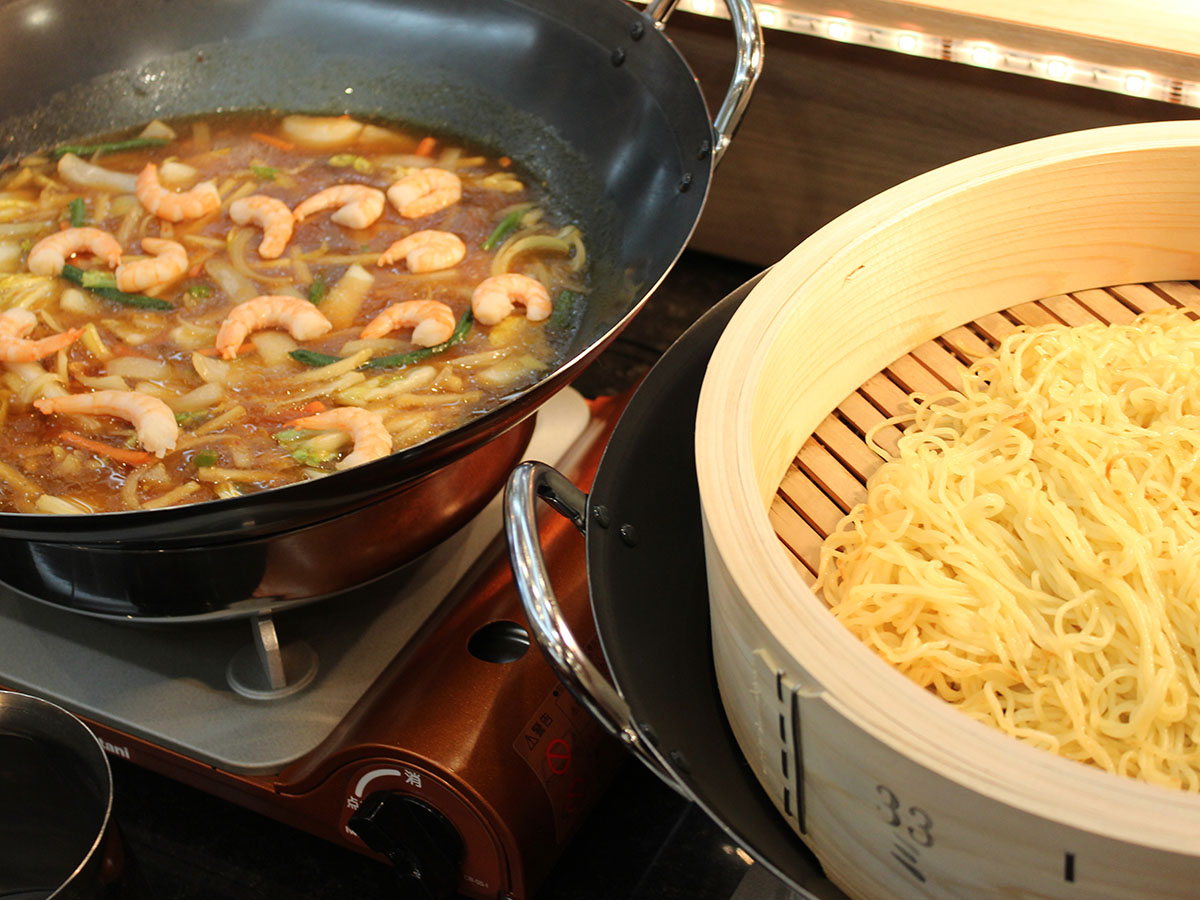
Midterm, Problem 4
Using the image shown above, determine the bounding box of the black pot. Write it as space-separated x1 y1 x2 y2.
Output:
505 278 848 899
0 691 118 900
0 0 762 620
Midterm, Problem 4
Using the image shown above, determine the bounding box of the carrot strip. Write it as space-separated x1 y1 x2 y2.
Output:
298 400 327 416
251 132 295 152
59 430 154 466
415 136 437 157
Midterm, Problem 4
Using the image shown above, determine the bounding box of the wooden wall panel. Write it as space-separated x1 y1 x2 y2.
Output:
669 14 1200 266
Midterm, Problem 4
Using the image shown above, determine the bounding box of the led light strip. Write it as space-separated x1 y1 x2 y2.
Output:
680 0 1197 109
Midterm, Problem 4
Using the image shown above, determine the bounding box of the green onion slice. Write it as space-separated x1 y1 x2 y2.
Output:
60 264 172 310
68 197 86 227
289 309 475 371
288 348 343 368
51 137 170 159
481 206 529 251
307 275 326 305
548 289 577 328
363 308 473 369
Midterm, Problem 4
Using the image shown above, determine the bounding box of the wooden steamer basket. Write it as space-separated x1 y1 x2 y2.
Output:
695 120 1200 900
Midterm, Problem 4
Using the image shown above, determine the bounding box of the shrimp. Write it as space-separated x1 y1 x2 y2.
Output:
135 163 221 223
33 389 178 458
0 308 81 362
215 294 333 360
292 184 386 230
115 237 188 293
26 227 122 276
470 273 552 325
377 230 465 273
229 195 295 259
360 300 457 346
386 168 462 219
289 406 392 470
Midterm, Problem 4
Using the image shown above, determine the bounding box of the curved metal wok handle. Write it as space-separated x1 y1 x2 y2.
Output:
505 461 686 794
645 0 763 165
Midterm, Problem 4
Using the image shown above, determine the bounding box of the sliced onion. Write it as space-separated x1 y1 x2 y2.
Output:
106 355 168 380
0 241 20 273
192 351 231 385
169 381 223 412
203 257 258 303
158 160 197 187
56 153 137 193
280 115 365 150
139 119 177 141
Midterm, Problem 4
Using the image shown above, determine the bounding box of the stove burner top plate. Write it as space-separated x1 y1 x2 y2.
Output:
0 389 590 774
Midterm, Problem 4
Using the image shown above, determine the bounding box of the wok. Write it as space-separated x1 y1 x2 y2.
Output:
505 279 847 899
0 0 761 620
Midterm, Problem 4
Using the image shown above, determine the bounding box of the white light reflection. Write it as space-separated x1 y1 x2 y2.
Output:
23 2 56 28
756 6 781 29
969 43 996 67
1045 57 1072 80
1124 72 1149 94
678 3 1193 111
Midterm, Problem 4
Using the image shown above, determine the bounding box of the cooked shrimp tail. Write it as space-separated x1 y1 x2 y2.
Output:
360 300 457 346
33 389 179 458
26 227 122 276
115 237 189 293
0 308 81 362
289 406 391 469
136 163 221 222
377 230 465 273
470 273 552 325
229 195 296 259
216 294 333 359
386 168 462 219
293 184 386 230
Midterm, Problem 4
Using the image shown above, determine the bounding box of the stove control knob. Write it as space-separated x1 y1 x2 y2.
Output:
348 793 464 900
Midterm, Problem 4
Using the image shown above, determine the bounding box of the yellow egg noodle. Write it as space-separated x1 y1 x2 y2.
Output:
815 306 1200 790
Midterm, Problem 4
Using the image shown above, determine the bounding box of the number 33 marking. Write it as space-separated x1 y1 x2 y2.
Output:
876 784 935 847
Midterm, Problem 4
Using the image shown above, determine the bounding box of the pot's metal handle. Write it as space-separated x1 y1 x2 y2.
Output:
644 0 763 165
505 461 687 794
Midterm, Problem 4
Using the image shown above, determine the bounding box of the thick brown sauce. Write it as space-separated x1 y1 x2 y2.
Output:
0 112 588 513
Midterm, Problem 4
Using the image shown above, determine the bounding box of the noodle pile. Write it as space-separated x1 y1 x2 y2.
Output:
815 306 1200 789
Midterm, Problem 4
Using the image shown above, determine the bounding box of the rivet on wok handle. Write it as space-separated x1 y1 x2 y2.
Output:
643 0 763 166
504 461 688 796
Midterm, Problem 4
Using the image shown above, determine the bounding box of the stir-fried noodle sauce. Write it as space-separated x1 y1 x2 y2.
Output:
0 112 588 513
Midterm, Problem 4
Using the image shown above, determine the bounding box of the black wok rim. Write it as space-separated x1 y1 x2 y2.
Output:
0 0 718 543
582 276 846 898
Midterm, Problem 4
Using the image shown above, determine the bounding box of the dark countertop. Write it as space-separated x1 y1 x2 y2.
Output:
105 249 775 900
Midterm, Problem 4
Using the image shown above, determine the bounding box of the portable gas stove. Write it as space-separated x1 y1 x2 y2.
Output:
0 388 628 900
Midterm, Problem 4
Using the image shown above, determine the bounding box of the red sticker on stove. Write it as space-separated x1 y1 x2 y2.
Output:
513 686 611 840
